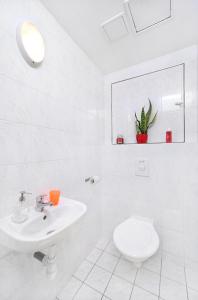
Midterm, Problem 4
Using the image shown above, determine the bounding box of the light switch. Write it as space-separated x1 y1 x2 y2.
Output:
135 159 149 177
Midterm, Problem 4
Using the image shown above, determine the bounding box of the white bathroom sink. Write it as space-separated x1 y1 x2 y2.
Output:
0 197 87 253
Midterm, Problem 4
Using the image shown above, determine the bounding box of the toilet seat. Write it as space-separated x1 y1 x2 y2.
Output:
113 216 159 264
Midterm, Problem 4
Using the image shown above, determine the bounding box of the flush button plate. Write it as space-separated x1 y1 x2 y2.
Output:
135 159 149 177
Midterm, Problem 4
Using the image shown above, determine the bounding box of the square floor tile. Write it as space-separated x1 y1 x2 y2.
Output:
74 284 102 300
114 258 137 283
0 259 28 299
185 258 198 272
74 260 94 281
96 252 118 272
188 288 198 300
105 241 121 258
96 237 110 250
160 277 188 300
0 294 6 300
161 257 186 284
135 268 160 296
86 248 103 264
105 275 133 300
143 253 162 274
162 252 185 267
186 268 198 291
58 277 82 300
0 246 9 259
131 286 158 300
85 265 111 294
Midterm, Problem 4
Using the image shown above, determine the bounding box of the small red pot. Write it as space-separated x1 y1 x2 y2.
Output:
136 133 148 144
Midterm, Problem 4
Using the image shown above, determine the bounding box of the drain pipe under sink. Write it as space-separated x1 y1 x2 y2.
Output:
33 245 57 280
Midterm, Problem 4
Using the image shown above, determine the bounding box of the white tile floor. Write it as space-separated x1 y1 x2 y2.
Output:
57 238 198 300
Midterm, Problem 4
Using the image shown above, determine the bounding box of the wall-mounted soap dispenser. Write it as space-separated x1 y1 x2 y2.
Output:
12 191 32 223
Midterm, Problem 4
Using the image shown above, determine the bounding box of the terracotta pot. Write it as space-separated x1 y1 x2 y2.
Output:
136 133 148 144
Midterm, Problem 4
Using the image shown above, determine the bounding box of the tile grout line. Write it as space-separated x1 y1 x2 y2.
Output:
75 244 162 299
187 287 198 293
71 280 83 300
184 266 189 300
159 274 189 287
130 255 162 299
0 72 91 115
95 263 138 286
93 241 116 300
56 240 110 299
96 244 121 259
139 254 188 297
160 252 189 286
101 254 122 299
143 266 161 275
72 241 110 299
132 264 160 298
58 242 192 300
134 283 161 298
84 282 110 299
129 267 139 300
158 255 163 300
94 239 122 299
0 117 67 132
85 260 117 275
72 278 104 299
158 257 190 300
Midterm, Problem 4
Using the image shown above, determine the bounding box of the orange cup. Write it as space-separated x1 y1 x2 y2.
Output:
49 190 60 206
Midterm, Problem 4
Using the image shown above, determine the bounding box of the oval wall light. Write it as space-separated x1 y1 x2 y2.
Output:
16 21 45 67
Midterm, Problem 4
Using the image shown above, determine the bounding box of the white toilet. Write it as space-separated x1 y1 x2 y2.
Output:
113 216 160 268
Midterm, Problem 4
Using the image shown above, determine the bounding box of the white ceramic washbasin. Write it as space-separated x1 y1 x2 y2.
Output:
0 197 87 253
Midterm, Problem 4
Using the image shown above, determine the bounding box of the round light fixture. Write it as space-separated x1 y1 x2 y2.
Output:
16 21 45 67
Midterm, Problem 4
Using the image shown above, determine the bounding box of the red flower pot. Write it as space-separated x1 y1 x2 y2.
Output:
136 133 148 144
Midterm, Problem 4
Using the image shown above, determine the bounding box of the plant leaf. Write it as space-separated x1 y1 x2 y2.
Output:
136 122 141 134
145 99 152 129
135 112 140 123
148 112 157 128
135 99 157 134
135 113 141 131
141 107 146 133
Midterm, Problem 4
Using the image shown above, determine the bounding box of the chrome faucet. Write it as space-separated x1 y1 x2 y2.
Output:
35 194 52 213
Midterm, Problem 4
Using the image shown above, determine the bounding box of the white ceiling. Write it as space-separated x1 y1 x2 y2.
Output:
42 0 198 74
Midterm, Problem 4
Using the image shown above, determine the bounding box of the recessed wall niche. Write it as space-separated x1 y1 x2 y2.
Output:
111 64 185 144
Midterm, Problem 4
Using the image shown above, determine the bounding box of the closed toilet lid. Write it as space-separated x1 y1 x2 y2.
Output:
113 217 159 259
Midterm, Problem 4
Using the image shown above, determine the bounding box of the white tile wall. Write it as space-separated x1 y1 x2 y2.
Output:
0 0 104 299
103 46 198 267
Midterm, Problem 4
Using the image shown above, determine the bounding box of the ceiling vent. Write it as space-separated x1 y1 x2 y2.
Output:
101 13 129 41
123 0 172 33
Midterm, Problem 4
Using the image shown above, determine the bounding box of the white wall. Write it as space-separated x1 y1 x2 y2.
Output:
42 0 198 74
0 1 104 299
103 46 198 264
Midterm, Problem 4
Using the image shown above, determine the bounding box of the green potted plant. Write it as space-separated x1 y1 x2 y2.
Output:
135 99 157 144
